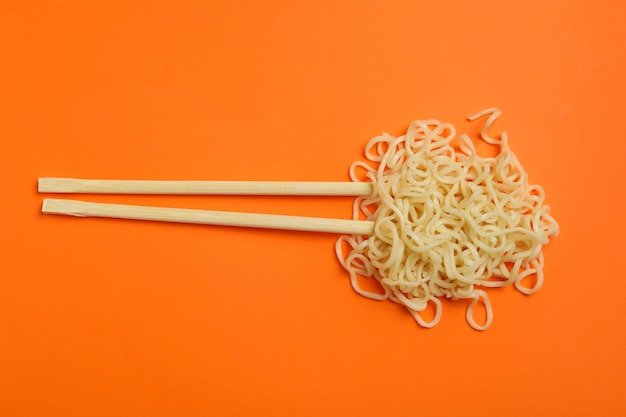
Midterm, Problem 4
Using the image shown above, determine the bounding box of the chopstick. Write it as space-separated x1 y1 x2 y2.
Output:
42 199 375 235
38 178 376 234
38 178 373 196
38 178 375 234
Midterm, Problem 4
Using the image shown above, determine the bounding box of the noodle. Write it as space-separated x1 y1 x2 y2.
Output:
335 109 559 330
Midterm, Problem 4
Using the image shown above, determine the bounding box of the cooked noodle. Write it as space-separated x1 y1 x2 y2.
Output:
335 108 559 330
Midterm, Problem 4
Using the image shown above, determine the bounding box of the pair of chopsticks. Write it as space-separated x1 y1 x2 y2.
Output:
39 178 375 235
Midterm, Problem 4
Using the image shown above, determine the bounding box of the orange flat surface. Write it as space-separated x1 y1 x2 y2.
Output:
1 1 625 416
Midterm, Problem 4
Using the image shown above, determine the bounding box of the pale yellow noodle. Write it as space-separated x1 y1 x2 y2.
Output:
335 108 559 330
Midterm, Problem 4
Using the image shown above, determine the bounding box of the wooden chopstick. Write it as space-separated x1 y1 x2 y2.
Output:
38 178 373 196
41 199 375 235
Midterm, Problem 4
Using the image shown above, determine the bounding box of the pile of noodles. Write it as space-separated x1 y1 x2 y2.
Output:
335 109 559 330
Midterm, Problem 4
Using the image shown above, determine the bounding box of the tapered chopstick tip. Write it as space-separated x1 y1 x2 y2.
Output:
37 178 49 193
38 177 78 193
42 198 87 217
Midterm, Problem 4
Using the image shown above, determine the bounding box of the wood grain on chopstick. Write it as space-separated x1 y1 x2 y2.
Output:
38 178 373 196
42 199 375 235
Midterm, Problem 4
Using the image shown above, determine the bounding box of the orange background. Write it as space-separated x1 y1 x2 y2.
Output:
1 1 625 416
